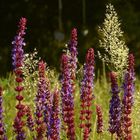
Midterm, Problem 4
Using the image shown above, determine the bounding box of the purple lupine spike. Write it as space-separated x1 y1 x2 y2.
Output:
12 17 27 140
122 54 135 140
68 28 78 81
44 74 52 139
60 53 75 140
79 48 95 140
12 17 26 69
96 105 103 134
35 61 47 140
26 106 34 132
108 72 121 138
50 88 60 140
0 87 7 140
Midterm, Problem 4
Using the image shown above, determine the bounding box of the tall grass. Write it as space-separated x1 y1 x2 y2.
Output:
0 68 139 139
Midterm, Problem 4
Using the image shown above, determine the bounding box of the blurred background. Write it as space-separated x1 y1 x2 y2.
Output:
0 0 140 76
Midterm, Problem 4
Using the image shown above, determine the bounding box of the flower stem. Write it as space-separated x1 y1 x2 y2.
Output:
111 134 113 140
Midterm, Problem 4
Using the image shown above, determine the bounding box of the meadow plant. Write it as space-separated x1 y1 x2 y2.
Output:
26 106 34 132
79 48 95 140
98 3 129 77
96 105 103 134
50 88 60 140
122 54 135 140
0 87 7 140
0 9 138 139
43 68 52 139
22 48 40 95
35 61 47 139
12 17 27 140
60 53 75 140
109 72 121 139
68 28 78 81
59 28 78 140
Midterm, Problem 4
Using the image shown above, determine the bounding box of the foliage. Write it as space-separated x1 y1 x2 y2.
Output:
0 71 139 139
0 3 139 140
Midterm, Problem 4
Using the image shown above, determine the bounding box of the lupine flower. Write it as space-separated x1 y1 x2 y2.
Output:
68 28 78 81
122 54 135 140
109 72 121 138
0 87 7 140
12 17 27 140
12 17 26 69
79 48 95 140
61 53 75 140
50 88 60 140
26 106 34 131
35 61 47 139
44 74 52 139
96 105 103 134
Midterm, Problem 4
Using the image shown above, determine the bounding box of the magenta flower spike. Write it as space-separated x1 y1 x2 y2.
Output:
12 17 27 140
26 106 34 132
68 28 78 81
50 88 60 140
60 53 75 140
35 61 47 140
109 72 121 138
122 54 135 140
43 73 52 138
79 48 95 140
96 105 103 134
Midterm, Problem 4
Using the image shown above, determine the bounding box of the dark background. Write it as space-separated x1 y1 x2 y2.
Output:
0 0 140 76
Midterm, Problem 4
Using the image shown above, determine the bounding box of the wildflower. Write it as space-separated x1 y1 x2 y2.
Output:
12 17 26 69
79 48 95 140
26 106 34 131
109 72 121 138
22 48 40 95
122 54 135 140
35 61 47 139
50 88 60 140
68 28 78 81
61 53 75 140
0 87 7 140
43 71 52 139
96 105 103 134
12 17 27 140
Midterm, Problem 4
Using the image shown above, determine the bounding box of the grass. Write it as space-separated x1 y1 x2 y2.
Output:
0 69 139 140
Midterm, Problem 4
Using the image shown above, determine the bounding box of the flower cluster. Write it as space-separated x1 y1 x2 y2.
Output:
50 88 60 140
79 48 95 140
122 54 135 140
61 53 75 140
68 28 78 81
0 87 7 140
6 17 137 140
22 48 40 95
12 17 26 69
12 17 27 140
35 61 47 139
109 72 121 137
96 105 103 134
43 70 52 138
26 106 34 132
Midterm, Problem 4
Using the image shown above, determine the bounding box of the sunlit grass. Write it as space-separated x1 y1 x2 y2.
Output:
0 70 139 140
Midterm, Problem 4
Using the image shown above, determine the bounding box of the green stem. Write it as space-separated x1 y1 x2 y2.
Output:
111 134 113 140
99 133 102 140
